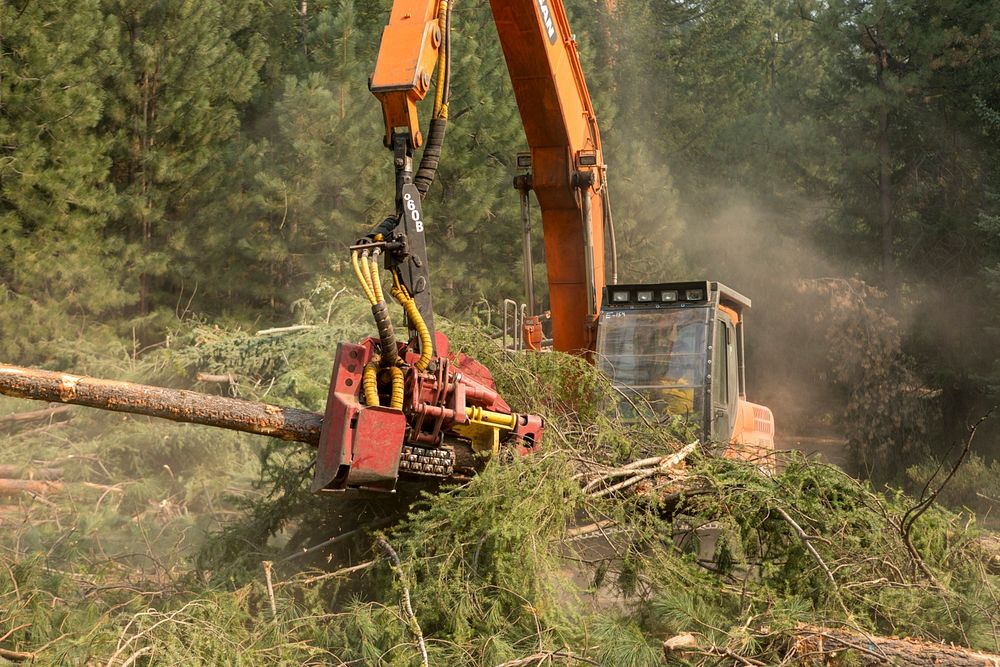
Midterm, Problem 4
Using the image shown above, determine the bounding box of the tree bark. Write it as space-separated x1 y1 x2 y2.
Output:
0 364 323 445
790 625 1000 666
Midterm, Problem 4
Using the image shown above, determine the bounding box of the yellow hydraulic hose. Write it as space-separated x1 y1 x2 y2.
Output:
391 271 433 372
389 366 405 410
368 253 386 303
363 361 380 407
433 0 449 119
359 251 377 299
352 251 377 305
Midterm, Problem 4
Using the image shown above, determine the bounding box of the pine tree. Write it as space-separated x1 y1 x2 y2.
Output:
0 1 127 362
100 0 267 326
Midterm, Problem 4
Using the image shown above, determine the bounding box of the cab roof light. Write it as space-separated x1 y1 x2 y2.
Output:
637 290 653 303
612 290 630 303
685 289 705 301
661 290 678 302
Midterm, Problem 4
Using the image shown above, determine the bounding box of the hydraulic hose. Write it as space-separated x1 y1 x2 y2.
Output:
414 118 447 198
352 251 377 305
363 360 380 407
389 366 405 410
353 249 399 368
391 272 433 373
414 0 452 198
602 175 619 286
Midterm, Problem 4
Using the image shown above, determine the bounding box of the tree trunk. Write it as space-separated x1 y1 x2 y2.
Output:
664 626 1000 666
874 37 894 292
0 479 63 496
0 364 323 444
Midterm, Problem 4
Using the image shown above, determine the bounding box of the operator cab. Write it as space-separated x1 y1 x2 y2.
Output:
596 281 774 459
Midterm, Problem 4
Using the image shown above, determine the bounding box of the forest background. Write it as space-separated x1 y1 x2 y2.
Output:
3 0 1000 507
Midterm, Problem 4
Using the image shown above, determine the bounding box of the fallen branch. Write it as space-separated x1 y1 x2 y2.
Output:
900 411 992 587
0 479 63 496
583 441 697 498
662 633 765 666
1 404 72 430
494 651 599 667
0 466 63 480
790 625 1000 666
275 560 375 588
280 517 394 564
0 647 36 662
377 535 428 667
255 325 317 336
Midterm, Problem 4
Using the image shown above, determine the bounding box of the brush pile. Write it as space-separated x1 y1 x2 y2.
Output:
1 317 998 665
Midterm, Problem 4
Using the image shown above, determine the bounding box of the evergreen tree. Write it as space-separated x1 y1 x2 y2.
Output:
100 0 267 325
0 0 126 362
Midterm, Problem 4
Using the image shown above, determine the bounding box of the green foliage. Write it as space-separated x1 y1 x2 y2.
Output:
907 454 1000 517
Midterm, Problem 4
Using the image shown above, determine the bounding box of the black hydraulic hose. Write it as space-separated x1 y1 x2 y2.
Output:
443 2 452 106
414 117 447 198
603 178 619 285
371 301 400 367
414 1 452 199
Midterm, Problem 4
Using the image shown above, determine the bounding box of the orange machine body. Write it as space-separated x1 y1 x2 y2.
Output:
370 0 444 148
370 2 776 456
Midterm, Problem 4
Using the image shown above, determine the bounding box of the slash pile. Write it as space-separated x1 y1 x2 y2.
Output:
1 319 998 665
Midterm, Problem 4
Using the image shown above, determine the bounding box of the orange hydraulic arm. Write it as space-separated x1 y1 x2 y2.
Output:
370 0 612 354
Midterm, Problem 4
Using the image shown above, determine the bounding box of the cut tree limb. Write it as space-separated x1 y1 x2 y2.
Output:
195 373 237 384
0 647 35 662
1 404 72 430
663 627 1000 666
790 625 1000 666
0 479 63 496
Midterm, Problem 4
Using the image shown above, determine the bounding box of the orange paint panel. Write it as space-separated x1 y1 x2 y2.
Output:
489 0 606 353
370 0 441 146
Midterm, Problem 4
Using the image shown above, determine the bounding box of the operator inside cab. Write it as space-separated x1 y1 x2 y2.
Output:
597 307 710 428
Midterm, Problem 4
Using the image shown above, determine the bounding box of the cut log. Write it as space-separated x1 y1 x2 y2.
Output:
195 372 237 384
0 466 63 480
0 364 323 445
663 626 1000 666
790 625 1000 666
1 404 72 430
0 479 63 496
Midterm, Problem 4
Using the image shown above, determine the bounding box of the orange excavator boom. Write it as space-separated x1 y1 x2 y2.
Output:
370 0 612 354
